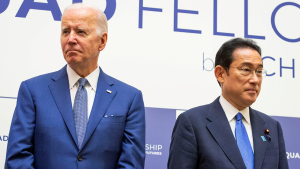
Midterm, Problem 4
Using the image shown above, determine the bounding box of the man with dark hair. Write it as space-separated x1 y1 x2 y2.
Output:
168 38 288 169
215 38 261 75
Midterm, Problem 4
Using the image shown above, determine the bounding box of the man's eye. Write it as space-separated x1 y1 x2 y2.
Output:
241 68 250 72
62 30 69 34
256 70 263 74
78 30 85 34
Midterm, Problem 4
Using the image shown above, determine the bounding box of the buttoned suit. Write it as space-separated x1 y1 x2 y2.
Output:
5 65 145 169
168 97 288 169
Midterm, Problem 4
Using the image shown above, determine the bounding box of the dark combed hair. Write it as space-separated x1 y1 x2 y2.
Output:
215 38 261 72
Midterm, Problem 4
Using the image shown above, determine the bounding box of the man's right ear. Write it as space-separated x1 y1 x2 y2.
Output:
214 65 225 84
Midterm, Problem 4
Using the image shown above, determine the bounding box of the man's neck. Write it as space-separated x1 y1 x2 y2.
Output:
69 64 98 77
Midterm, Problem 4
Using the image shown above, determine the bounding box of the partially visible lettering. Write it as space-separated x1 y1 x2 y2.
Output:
203 53 214 71
0 0 298 43
146 151 162 155
271 2 300 42
0 0 10 14
145 144 163 155
145 144 163 151
74 0 116 20
15 0 116 21
0 136 9 141
16 0 62 21
287 152 300 159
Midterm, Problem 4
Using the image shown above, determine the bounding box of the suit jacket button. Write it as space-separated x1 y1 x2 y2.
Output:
77 156 83 162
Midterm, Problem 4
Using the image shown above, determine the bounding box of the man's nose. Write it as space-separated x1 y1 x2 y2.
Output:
67 31 77 44
249 71 260 84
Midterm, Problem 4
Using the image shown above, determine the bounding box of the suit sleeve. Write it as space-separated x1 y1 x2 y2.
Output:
117 90 145 169
277 121 289 169
168 113 198 169
5 81 35 169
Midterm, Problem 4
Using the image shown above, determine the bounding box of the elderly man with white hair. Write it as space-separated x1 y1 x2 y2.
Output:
5 3 145 169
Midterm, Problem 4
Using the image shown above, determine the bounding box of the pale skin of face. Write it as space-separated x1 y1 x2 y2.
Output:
61 7 108 77
214 48 263 110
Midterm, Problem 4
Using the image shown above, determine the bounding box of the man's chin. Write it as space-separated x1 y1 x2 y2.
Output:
243 97 257 107
65 55 82 63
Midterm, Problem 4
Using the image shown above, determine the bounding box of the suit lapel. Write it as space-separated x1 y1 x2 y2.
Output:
250 108 267 169
206 98 247 169
80 68 116 150
48 66 78 147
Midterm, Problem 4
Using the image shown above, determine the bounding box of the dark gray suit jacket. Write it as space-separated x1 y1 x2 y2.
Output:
168 97 288 169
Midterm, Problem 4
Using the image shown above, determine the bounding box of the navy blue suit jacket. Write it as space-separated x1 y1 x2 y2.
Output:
168 97 288 169
5 66 145 169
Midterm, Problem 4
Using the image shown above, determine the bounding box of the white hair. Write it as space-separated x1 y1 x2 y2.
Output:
63 3 108 36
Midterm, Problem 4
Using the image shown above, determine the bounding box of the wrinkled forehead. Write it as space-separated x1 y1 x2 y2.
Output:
61 8 97 27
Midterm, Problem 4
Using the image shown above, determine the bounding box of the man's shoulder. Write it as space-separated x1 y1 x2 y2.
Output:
181 97 221 117
24 69 62 86
251 108 278 125
180 103 211 119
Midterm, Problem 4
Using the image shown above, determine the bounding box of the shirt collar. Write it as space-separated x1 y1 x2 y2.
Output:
219 95 251 125
66 65 100 91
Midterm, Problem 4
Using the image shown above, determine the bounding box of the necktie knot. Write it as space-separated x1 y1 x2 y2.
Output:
236 112 243 121
78 78 88 87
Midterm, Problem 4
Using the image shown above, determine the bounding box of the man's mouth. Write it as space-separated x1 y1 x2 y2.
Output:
245 89 257 93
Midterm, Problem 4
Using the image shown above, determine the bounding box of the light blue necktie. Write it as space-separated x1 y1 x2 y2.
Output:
235 113 254 169
73 78 88 149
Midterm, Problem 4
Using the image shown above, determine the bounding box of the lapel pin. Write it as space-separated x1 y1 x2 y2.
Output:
264 129 271 141
104 115 108 117
264 129 270 135
261 136 266 141
106 90 112 94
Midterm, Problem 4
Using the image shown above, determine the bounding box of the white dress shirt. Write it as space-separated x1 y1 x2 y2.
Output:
67 65 100 120
219 95 254 152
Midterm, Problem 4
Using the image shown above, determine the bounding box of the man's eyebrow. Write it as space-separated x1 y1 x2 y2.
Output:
257 64 263 68
77 27 89 31
61 26 69 30
240 62 263 68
